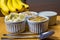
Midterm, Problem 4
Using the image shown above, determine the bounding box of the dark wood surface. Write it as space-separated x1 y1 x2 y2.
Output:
26 0 60 15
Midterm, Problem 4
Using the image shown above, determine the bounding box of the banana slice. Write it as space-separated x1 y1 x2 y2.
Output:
19 13 26 21
5 12 26 22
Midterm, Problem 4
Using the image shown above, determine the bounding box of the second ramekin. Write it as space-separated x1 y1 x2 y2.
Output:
27 16 49 34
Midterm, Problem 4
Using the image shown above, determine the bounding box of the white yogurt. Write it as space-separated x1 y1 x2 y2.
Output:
39 11 57 25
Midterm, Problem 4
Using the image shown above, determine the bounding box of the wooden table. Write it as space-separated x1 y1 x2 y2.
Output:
0 16 60 40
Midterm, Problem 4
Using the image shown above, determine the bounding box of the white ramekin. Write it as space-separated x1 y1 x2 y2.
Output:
21 11 38 30
39 11 57 25
21 11 38 19
5 21 25 33
27 16 49 34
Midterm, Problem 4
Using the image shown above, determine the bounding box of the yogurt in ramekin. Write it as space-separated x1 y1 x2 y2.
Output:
27 16 49 34
39 11 57 25
21 11 38 19
20 11 38 30
5 13 26 33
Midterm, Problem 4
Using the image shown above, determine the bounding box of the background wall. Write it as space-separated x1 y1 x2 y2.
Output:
26 0 60 15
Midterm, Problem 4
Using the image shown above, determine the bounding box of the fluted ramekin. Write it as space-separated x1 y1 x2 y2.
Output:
39 11 57 25
5 21 25 33
21 11 38 30
27 16 49 34
21 11 38 20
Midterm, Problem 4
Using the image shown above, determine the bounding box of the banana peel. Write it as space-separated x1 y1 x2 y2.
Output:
7 0 16 12
17 0 29 11
0 0 10 16
1 10 9 16
0 0 29 16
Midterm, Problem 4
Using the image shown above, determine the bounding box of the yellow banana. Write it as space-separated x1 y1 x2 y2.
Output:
0 0 1 9
19 0 29 10
0 0 9 15
7 0 16 12
12 0 23 12
16 0 29 11
1 9 9 16
16 0 25 12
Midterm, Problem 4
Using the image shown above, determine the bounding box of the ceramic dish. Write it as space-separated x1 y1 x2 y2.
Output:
39 11 57 25
21 11 38 20
5 13 26 33
27 16 49 34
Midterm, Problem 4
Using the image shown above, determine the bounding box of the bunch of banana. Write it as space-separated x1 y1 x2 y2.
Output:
0 0 29 16
0 0 10 15
12 0 25 12
7 0 16 12
16 0 29 11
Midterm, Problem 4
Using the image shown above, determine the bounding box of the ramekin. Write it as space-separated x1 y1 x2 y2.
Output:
27 16 49 34
21 11 38 19
21 11 38 30
39 11 57 25
5 21 25 33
